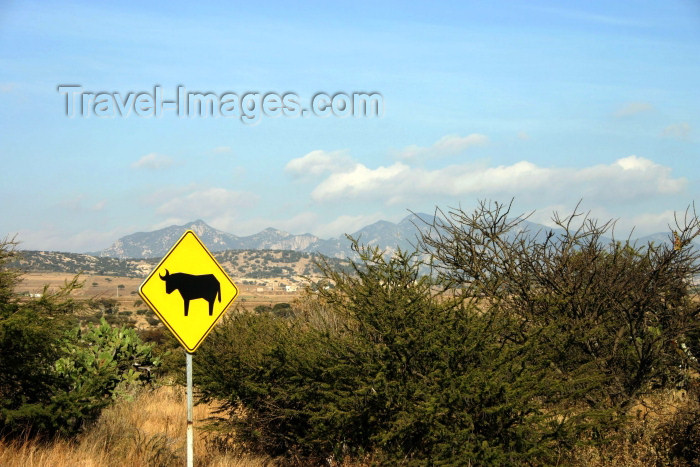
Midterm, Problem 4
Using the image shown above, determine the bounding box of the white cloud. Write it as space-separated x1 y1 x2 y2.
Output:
0 83 16 93
55 195 107 212
156 187 259 221
313 163 411 203
624 210 676 235
661 122 691 140
91 200 106 211
309 155 686 206
212 146 232 154
614 101 653 118
140 184 197 206
131 153 174 170
284 150 353 178
214 211 387 239
17 225 132 252
314 213 386 238
396 133 488 160
216 211 320 236
517 131 530 140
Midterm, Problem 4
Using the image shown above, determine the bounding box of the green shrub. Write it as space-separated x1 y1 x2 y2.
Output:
195 202 700 464
271 302 292 318
196 242 571 464
49 319 160 435
0 238 160 438
253 304 272 313
88 298 119 315
417 201 700 410
145 315 160 326
1 314 160 438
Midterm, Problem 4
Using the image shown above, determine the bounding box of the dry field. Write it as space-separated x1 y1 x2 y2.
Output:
0 384 696 466
15 272 303 318
0 385 270 467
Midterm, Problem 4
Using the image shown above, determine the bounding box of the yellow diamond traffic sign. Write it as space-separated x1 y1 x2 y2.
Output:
138 230 238 353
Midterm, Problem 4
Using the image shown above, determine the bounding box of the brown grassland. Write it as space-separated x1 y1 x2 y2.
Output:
0 385 271 467
1 380 698 465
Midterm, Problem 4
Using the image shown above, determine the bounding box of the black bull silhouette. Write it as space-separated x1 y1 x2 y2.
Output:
159 269 221 316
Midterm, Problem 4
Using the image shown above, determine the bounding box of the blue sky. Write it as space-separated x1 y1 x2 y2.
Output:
1 0 699 251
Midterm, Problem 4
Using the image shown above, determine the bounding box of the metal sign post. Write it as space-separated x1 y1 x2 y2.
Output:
186 352 194 467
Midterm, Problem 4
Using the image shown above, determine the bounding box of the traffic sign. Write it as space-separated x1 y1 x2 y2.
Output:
138 230 238 353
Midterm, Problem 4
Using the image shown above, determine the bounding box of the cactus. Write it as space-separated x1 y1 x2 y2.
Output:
46 319 162 435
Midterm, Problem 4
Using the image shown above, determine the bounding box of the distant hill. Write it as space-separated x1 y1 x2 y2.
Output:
11 251 156 277
24 215 693 269
93 214 437 260
11 249 352 281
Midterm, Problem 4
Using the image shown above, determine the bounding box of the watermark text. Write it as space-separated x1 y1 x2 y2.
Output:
57 85 383 124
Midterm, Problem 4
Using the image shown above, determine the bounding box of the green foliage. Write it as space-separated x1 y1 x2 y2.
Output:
0 238 73 437
418 201 700 408
195 202 700 464
47 319 160 436
1 315 160 438
88 298 119 315
145 314 160 326
271 302 293 317
253 303 293 318
59 318 159 395
196 242 574 464
314 244 574 464
0 239 160 438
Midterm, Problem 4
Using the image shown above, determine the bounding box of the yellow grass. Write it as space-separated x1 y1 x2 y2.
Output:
0 385 270 467
567 387 698 466
3 383 696 465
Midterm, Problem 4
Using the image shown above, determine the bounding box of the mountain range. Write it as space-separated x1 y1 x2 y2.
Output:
92 214 684 260
94 214 434 260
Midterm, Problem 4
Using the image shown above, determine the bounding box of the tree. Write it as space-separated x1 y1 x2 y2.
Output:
416 200 700 408
196 240 573 464
0 237 78 437
193 201 700 464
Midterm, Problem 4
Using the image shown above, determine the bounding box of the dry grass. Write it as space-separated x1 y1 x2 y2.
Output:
0 385 271 467
3 384 698 466
567 387 699 466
